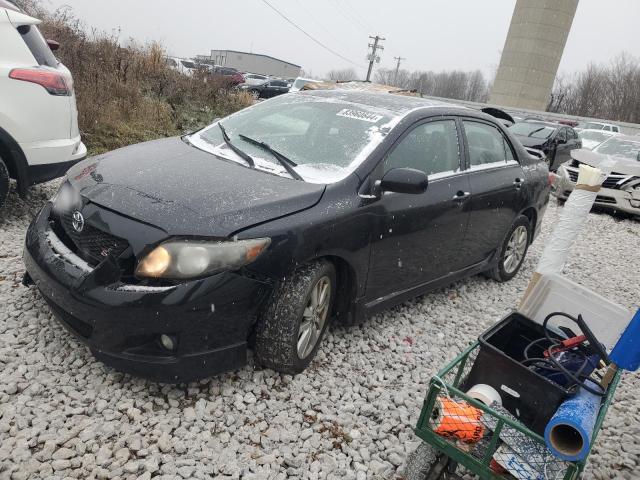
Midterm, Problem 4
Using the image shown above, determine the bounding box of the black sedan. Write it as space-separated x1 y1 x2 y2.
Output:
509 120 581 171
239 79 290 99
23 91 549 382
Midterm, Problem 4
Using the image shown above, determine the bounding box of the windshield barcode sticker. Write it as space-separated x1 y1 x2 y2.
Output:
336 109 383 123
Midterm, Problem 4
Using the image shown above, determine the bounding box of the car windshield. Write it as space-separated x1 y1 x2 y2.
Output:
509 122 555 139
190 94 396 183
181 60 196 69
594 138 640 160
580 131 612 143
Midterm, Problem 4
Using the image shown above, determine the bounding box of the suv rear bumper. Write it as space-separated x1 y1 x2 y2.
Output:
24 138 87 185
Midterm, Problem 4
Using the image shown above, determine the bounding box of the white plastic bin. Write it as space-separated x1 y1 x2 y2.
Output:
518 273 632 352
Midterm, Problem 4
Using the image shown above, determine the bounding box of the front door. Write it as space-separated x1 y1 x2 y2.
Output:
365 118 471 300
460 119 526 265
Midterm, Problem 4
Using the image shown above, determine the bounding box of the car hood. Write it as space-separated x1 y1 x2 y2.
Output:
571 149 640 176
66 137 326 237
513 135 547 148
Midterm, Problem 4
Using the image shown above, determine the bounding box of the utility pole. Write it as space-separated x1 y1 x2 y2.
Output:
393 56 405 85
366 35 385 82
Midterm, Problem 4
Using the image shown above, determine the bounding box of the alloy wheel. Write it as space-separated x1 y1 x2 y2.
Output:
503 225 528 274
297 276 331 359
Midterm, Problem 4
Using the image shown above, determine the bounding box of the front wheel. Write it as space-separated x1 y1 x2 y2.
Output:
254 261 335 374
250 90 260 100
487 215 531 282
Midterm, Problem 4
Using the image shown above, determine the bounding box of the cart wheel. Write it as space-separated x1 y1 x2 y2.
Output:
426 455 459 480
404 443 437 480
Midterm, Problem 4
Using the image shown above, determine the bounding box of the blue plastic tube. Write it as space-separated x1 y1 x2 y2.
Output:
544 382 602 461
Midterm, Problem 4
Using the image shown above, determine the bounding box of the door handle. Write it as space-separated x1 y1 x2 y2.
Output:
513 178 524 189
452 191 470 202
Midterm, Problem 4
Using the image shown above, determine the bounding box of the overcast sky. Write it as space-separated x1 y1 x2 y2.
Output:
44 0 639 79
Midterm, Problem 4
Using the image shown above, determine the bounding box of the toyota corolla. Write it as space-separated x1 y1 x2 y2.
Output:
23 90 549 382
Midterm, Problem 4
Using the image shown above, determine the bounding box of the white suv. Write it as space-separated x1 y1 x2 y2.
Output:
0 0 86 209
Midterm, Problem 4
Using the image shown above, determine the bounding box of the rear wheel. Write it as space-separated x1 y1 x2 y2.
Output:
487 215 531 282
254 261 335 374
0 157 10 210
250 90 260 100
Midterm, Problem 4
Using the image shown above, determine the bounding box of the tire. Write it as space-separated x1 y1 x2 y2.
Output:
487 214 531 282
254 260 335 374
250 90 260 100
403 443 438 480
0 157 10 210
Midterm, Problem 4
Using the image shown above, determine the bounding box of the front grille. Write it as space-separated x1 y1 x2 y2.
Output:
566 167 629 190
602 175 628 189
53 211 129 265
595 195 617 204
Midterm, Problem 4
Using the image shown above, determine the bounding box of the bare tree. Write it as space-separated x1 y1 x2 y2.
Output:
327 68 358 82
547 53 640 123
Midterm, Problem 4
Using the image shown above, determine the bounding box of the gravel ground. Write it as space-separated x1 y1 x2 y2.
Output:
0 182 639 480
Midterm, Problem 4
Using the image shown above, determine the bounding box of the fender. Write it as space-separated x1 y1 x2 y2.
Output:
0 126 29 198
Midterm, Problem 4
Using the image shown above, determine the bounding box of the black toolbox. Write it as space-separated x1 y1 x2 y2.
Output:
464 311 578 434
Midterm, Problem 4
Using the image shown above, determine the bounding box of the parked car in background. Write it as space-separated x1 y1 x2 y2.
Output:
509 121 581 171
553 135 640 216
290 77 321 92
239 78 289 99
578 129 619 150
23 90 549 381
164 56 196 76
0 0 86 210
211 66 244 86
576 121 621 133
242 73 268 86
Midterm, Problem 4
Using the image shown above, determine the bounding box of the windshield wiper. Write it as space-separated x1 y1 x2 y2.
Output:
218 122 255 168
527 127 546 137
238 134 303 181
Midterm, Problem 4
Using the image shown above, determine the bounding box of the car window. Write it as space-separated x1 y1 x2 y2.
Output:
271 80 287 87
384 120 461 176
17 25 58 68
464 121 514 166
612 126 619 133
557 128 567 142
603 125 611 131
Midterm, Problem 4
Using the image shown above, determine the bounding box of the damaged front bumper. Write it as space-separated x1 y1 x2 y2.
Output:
23 203 272 382
552 165 640 216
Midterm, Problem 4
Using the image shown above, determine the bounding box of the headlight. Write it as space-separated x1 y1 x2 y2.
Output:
135 238 270 279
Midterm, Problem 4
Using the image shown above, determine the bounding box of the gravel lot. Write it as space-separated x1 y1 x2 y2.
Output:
1 182 639 480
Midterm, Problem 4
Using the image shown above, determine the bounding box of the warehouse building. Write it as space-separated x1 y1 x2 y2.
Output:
198 50 301 78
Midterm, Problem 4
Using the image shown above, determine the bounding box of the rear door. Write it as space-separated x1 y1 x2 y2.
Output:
460 119 526 266
365 118 471 299
553 127 574 169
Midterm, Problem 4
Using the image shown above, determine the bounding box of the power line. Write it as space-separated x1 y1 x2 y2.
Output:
327 0 368 35
293 0 360 59
342 0 376 33
260 0 365 69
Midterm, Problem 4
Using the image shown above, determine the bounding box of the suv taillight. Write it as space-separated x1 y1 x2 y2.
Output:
9 68 71 96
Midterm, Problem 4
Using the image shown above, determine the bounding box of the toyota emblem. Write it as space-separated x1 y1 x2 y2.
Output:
71 210 85 233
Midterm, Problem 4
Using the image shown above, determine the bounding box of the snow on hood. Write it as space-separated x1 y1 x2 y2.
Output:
571 149 640 176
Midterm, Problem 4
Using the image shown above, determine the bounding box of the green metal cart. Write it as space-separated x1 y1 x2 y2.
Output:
406 342 621 480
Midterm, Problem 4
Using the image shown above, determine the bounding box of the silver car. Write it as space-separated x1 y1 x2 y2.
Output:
553 135 640 216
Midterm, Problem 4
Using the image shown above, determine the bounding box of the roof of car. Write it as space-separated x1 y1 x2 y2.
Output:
606 134 640 143
518 120 560 129
299 89 465 116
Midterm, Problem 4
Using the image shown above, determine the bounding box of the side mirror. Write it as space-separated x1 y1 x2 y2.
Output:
47 39 60 51
378 167 428 195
